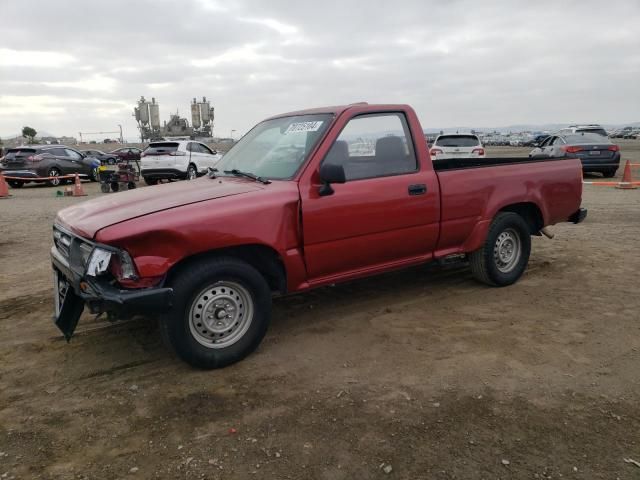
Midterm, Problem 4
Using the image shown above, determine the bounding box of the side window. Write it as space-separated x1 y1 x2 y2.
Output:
324 113 417 181
199 143 214 155
541 137 553 147
48 148 67 156
552 137 565 146
65 149 82 160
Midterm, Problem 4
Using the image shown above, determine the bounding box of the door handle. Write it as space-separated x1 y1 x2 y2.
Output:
408 184 427 195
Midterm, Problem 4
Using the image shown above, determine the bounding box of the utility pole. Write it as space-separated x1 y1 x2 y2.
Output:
230 129 236 140
117 124 123 144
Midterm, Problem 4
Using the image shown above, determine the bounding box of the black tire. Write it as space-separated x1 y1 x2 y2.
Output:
602 169 617 178
110 182 119 192
106 157 116 166
128 182 136 189
8 180 24 188
186 164 198 180
161 257 272 369
469 212 531 287
144 177 158 185
47 168 62 187
89 167 99 182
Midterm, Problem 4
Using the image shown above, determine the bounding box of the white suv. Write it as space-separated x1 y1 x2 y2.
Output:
556 124 608 137
429 134 485 160
141 141 222 185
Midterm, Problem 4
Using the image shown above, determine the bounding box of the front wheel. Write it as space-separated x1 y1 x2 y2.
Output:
89 167 99 182
160 257 272 369
8 180 24 188
144 177 158 185
469 212 531 287
186 164 197 180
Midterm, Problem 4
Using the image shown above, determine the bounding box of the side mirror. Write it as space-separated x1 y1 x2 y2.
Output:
318 163 346 196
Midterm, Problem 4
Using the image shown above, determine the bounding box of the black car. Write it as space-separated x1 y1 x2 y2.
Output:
111 147 142 162
81 149 118 165
529 133 620 177
0 145 101 187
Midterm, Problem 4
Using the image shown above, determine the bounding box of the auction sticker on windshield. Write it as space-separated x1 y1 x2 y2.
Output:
284 121 324 134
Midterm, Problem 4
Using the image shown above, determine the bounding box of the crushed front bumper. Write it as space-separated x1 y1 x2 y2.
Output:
51 244 173 340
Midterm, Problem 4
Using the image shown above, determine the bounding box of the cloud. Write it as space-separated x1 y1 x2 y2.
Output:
0 48 76 67
1 0 639 139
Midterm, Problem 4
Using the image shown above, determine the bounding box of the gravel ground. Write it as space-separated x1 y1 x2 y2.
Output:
1 142 639 479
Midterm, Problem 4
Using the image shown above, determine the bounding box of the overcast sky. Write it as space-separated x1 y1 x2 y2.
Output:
1 0 639 140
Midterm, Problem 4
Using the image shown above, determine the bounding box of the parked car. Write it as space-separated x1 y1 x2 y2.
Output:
430 134 485 160
140 141 222 184
622 129 640 139
521 135 549 147
111 147 143 162
51 102 586 369
609 127 634 138
0 145 100 187
81 149 118 166
529 132 620 177
556 124 608 137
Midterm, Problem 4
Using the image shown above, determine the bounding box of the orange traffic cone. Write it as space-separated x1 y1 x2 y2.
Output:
72 174 87 196
616 160 638 190
0 173 10 199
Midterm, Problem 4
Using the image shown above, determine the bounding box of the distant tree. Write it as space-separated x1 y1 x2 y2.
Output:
22 126 37 143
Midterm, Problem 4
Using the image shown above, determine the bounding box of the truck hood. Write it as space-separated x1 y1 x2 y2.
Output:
57 177 264 239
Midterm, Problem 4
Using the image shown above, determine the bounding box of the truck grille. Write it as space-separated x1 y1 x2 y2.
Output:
53 226 72 260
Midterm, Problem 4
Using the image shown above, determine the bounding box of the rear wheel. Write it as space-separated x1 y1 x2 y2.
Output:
110 182 119 192
47 168 61 187
8 180 24 188
106 157 116 166
161 257 272 369
187 164 197 180
89 167 99 182
100 183 110 193
144 177 158 185
602 168 617 178
128 182 136 189
469 212 531 287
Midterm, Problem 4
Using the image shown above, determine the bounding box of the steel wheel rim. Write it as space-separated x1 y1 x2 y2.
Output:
493 228 521 273
188 167 196 180
49 170 60 186
188 281 253 349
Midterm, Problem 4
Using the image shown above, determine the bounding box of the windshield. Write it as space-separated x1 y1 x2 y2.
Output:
435 135 480 147
215 114 333 180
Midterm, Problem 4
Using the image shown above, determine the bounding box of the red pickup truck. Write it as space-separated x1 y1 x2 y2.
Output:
51 103 586 368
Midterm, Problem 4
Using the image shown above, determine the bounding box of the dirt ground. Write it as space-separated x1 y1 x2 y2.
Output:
1 142 640 479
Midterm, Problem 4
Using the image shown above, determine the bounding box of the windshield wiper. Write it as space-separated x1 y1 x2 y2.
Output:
223 169 271 184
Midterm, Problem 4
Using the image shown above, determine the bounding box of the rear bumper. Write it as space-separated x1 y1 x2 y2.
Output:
568 208 588 224
580 152 620 170
0 169 41 179
140 168 187 179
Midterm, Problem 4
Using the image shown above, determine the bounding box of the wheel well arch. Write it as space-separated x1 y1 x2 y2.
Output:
498 202 544 235
165 244 287 294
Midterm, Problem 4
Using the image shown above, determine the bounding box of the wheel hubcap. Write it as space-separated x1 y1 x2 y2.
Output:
493 228 522 273
50 171 60 185
188 281 253 349
188 168 196 180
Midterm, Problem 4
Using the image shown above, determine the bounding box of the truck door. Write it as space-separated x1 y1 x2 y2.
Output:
300 111 441 281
